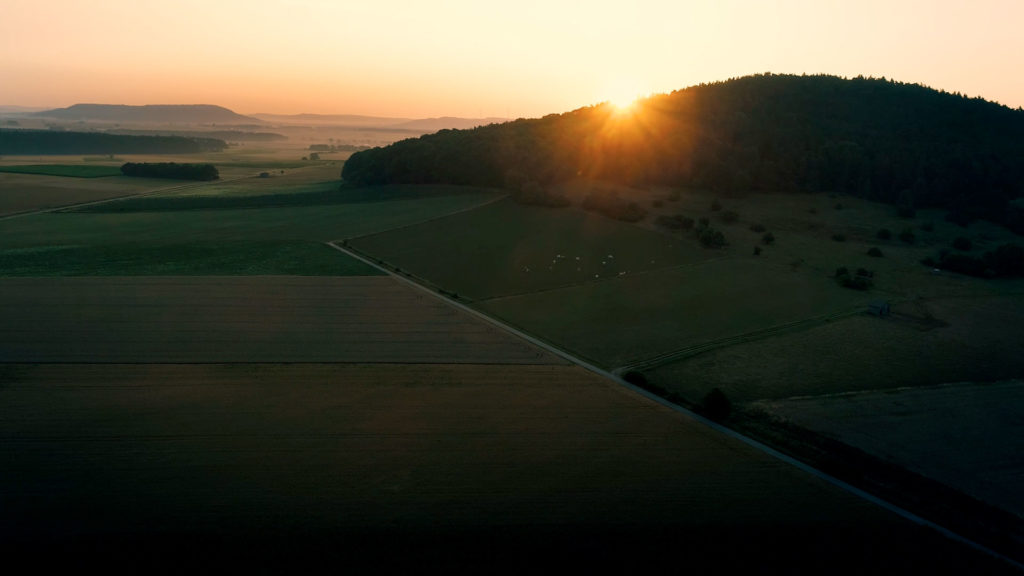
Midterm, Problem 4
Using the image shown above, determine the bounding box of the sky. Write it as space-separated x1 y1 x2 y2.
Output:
2 0 1022 118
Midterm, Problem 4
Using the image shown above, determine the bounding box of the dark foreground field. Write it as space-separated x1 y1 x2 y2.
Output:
2 363 1016 574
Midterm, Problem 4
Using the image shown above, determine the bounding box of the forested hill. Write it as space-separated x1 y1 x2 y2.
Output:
342 74 1024 231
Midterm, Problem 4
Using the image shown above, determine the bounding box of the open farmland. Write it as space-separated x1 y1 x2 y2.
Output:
2 361 1013 573
0 276 557 364
477 257 871 367
0 171 173 216
750 380 1024 519
644 291 1024 404
0 179 503 276
349 197 711 300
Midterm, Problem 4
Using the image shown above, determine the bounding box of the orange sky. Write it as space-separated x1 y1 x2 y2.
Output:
2 0 1022 117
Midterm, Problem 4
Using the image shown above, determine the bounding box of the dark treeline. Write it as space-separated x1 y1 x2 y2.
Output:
111 129 287 142
342 74 1024 233
0 129 226 154
121 162 219 181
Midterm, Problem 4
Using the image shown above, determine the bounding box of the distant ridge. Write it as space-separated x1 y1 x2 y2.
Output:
251 112 507 131
33 104 262 125
390 117 507 131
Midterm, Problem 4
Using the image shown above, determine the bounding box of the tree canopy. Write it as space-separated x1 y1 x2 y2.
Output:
342 74 1024 233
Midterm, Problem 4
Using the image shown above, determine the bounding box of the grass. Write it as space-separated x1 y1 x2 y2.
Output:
0 184 502 275
477 258 870 368
350 198 713 300
0 164 122 178
750 380 1024 519
0 277 556 363
3 362 998 574
0 240 381 276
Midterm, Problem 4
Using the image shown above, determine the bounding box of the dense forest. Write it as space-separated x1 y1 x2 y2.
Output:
120 162 219 181
0 129 226 154
342 74 1024 233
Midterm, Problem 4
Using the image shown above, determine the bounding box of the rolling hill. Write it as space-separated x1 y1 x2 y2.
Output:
33 104 262 125
342 74 1024 232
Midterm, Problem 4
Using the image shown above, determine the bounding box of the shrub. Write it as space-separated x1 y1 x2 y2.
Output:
835 267 872 290
753 246 762 256
701 388 732 421
899 228 916 244
762 232 775 245
952 236 972 251
698 227 727 248
867 247 883 257
622 371 648 387
120 162 219 181
877 228 892 240
831 233 846 242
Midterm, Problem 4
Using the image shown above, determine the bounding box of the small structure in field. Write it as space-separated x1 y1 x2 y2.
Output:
868 300 891 317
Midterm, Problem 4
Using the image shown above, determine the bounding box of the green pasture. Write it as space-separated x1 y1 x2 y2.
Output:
0 184 501 276
477 258 871 368
350 198 715 300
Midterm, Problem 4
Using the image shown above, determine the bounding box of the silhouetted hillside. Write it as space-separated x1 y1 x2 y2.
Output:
343 74 1024 232
33 104 261 125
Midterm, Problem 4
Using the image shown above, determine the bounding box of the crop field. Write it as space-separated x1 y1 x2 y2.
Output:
750 380 1024 518
645 292 1024 404
350 198 714 300
0 164 122 177
0 171 172 216
0 181 503 275
477 257 871 367
0 276 559 363
1 362 1006 573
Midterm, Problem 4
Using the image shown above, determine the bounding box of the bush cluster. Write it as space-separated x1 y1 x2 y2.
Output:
120 162 218 181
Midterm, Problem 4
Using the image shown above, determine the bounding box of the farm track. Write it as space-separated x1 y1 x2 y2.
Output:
326 240 1024 571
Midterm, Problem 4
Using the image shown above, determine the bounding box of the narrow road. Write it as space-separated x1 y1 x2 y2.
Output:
325 239 1024 572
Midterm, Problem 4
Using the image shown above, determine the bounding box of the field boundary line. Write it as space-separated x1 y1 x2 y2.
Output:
0 174 257 221
325 239 1024 571
616 307 865 373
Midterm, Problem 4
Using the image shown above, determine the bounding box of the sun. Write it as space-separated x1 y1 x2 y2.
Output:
603 82 643 114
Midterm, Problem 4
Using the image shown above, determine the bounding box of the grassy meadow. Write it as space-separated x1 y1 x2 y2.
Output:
0 163 503 276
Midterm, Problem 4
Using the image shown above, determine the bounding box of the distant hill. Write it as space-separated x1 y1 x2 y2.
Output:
390 117 507 131
343 74 1024 232
252 112 507 131
251 113 412 127
33 104 262 125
